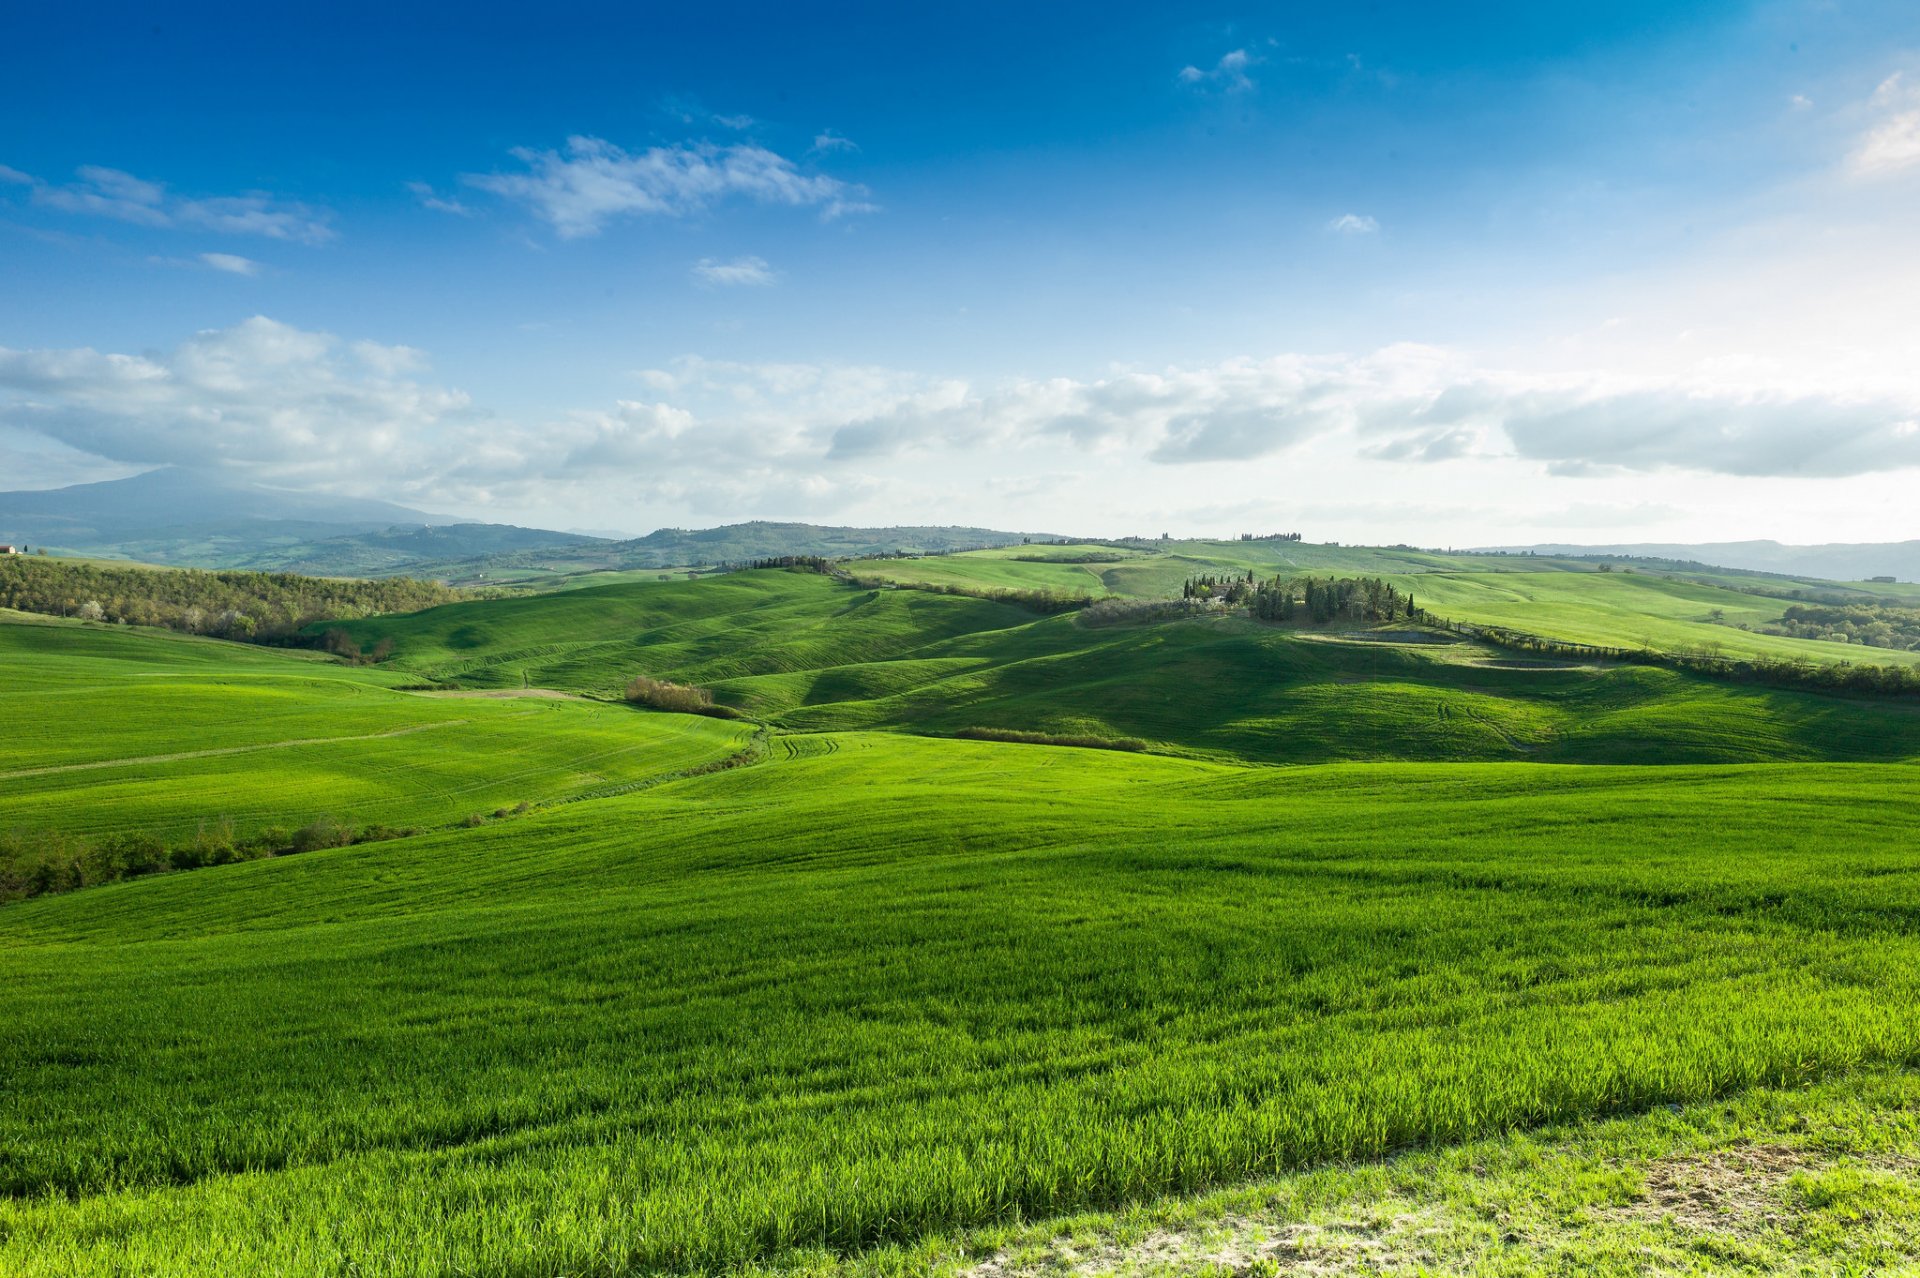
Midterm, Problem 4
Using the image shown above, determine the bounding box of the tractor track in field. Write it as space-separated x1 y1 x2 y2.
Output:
0 720 472 781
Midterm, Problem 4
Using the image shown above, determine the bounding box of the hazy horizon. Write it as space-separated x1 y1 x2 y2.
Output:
4 2 1919 546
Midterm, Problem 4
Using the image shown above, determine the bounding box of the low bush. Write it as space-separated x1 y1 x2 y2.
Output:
954 726 1148 752
624 675 743 718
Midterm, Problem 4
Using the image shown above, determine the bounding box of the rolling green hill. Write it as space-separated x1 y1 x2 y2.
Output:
846 542 1920 669
7 733 1920 1274
0 612 751 847
325 569 1920 766
8 552 1920 1276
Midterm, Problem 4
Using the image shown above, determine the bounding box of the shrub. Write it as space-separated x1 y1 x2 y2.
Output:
954 726 1148 752
624 675 742 718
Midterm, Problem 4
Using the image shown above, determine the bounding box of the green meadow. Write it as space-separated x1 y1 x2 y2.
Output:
4 557 1920 1275
0 611 751 842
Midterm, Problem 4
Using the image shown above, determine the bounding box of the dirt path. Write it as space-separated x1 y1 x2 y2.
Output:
0 720 470 781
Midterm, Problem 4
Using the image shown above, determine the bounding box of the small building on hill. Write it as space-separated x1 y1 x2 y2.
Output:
0 545 18 555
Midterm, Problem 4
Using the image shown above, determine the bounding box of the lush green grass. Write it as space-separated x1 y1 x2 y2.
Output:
1380 569 1920 668
322 569 1039 696
846 545 1920 669
0 613 752 841
331 572 1920 767
884 1065 1920 1277
6 734 1920 1274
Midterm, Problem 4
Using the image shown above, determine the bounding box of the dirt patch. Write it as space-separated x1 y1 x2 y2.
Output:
965 1210 1433 1278
1617 1141 1809 1233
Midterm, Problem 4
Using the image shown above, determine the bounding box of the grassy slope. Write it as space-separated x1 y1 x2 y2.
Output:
847 545 1920 669
7 735 1920 1273
335 572 1920 767
890 1065 1920 1277
0 613 751 840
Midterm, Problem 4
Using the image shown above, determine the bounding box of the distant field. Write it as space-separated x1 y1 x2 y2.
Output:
0 613 751 841
845 544 1920 669
7 733 1920 1274
329 571 1920 766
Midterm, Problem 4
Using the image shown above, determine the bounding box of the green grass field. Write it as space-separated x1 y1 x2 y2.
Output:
6 557 1920 1276
6 734 1920 1274
844 543 1920 670
0 612 751 842
324 570 1920 766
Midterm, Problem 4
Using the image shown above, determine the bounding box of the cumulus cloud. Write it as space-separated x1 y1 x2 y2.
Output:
1852 73 1920 175
5 322 1917 520
199 252 262 276
2 164 335 243
464 136 875 237
692 255 776 286
1178 48 1257 93
1328 213 1379 234
0 317 472 484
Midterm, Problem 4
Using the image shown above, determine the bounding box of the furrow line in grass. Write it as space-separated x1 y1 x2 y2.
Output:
0 720 475 780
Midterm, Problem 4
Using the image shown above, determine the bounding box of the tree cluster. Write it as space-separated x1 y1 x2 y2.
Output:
1255 576 1417 625
1238 532 1303 542
1182 572 1257 604
1766 602 1920 651
0 556 463 643
749 555 839 573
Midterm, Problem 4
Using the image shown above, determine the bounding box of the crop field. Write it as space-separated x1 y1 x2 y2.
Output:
326 571 1920 766
0 612 752 841
845 543 1920 669
6 562 1920 1276
5 734 1920 1274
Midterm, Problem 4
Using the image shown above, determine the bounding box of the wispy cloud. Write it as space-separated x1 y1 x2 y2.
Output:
199 252 262 276
1328 213 1380 234
406 180 472 216
1851 72 1920 176
811 130 860 155
692 255 776 286
1178 48 1256 93
1 164 335 243
464 136 876 237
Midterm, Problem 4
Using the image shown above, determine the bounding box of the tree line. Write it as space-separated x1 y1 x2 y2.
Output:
0 556 464 643
1765 602 1920 652
1183 573 1420 625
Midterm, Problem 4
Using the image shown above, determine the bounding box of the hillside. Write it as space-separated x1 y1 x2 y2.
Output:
8 557 1920 1275
840 542 1920 666
1490 539 1920 584
8 730 1920 1274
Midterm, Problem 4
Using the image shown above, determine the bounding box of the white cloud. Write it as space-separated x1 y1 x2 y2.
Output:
810 130 860 155
406 180 472 216
199 252 261 276
1328 213 1379 234
2 164 335 243
1178 48 1256 93
1790 93 1813 110
0 318 471 483
692 255 776 286
5 322 1917 530
464 136 875 237
1851 72 1920 176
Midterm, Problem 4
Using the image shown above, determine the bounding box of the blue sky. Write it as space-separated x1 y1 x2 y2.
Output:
3 1 1918 541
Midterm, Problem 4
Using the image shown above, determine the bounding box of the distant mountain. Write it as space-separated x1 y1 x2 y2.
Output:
609 521 1056 566
0 473 1059 581
0 468 449 549
1484 540 1920 584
